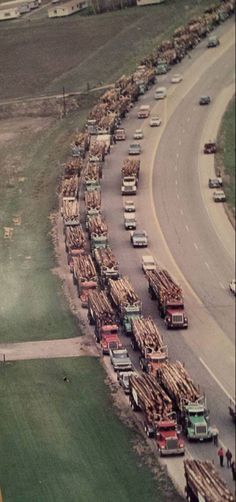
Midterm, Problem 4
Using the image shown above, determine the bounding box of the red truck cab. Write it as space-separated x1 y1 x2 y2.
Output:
164 299 188 329
156 419 185 456
100 326 122 355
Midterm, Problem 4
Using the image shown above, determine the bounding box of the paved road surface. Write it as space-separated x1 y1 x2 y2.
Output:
101 19 235 493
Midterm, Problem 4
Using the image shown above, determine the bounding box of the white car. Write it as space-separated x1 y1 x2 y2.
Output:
142 255 156 273
133 129 144 140
123 200 135 212
229 279 236 295
171 73 183 84
150 116 162 127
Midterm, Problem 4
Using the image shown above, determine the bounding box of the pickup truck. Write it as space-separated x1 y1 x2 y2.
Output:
117 371 133 394
128 143 141 155
142 255 156 273
130 230 148 247
109 348 133 372
123 200 135 212
124 212 136 230
208 178 222 189
213 190 226 202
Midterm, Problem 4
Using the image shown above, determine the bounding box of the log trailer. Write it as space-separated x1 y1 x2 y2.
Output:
94 247 119 287
71 132 90 158
107 277 142 336
184 459 234 502
84 163 101 192
72 253 97 308
64 158 83 178
62 200 80 227
85 190 101 228
65 225 85 270
157 362 218 441
121 158 140 196
88 290 122 354
89 139 106 163
147 269 188 329
61 175 79 201
88 215 108 254
131 317 168 375
129 374 185 455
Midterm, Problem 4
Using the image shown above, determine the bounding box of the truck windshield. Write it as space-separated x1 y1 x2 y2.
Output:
189 411 204 417
160 426 176 432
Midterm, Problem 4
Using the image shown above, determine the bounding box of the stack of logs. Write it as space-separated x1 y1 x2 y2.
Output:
85 190 101 211
147 269 183 303
88 290 116 324
94 247 119 271
130 374 173 421
132 317 164 352
61 176 79 199
108 277 140 307
157 361 200 407
62 200 80 225
65 225 85 253
89 140 106 161
73 253 97 281
84 162 100 182
122 158 140 177
88 215 108 237
71 132 90 151
184 460 234 502
64 158 83 178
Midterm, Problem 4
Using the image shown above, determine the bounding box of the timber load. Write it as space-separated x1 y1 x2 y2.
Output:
108 277 140 308
184 459 234 502
71 132 90 152
85 190 101 211
132 317 164 353
62 200 80 225
88 215 108 237
147 269 183 304
64 158 84 178
94 247 119 272
61 176 79 200
84 163 100 182
157 361 201 409
89 140 106 161
65 225 85 253
130 373 173 420
122 158 140 177
73 253 97 281
88 290 116 325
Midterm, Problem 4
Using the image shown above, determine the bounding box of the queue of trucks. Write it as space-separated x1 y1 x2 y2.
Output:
58 4 235 498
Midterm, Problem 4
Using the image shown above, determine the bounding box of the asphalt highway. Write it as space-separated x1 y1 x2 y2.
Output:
101 19 235 493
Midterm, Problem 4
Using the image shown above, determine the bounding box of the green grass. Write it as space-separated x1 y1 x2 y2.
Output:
0 0 217 100
216 96 235 219
0 357 183 502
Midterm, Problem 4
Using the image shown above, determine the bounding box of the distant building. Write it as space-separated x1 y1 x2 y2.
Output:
0 0 40 19
136 0 165 6
48 0 88 17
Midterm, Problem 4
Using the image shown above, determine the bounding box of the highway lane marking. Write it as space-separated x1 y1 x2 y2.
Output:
185 224 189 232
180 209 184 215
199 357 234 401
205 261 210 270
175 180 178 185
187 117 190 122
174 166 178 172
219 281 226 290
177 193 180 200
179 139 182 146
176 153 179 159
194 242 198 250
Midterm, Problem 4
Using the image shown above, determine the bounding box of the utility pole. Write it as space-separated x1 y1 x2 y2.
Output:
62 86 66 117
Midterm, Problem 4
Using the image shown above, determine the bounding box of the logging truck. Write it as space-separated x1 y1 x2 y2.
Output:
71 132 90 158
89 138 106 162
121 158 140 196
84 163 101 192
131 317 168 375
129 374 185 455
62 200 80 227
85 190 101 228
107 277 142 336
88 215 108 254
157 362 218 442
65 225 85 271
94 247 119 287
72 254 97 307
147 269 188 329
62 176 79 201
64 158 83 178
184 460 234 502
88 290 121 354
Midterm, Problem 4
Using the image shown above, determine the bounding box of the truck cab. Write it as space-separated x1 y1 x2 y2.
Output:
121 176 137 196
156 419 185 456
123 306 141 336
138 105 150 119
165 306 188 329
183 402 218 441
139 346 168 375
100 331 122 355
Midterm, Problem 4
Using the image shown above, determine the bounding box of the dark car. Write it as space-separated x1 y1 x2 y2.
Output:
208 178 222 189
204 141 216 154
199 96 211 105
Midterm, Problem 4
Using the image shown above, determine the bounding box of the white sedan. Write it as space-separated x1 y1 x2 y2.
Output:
149 116 162 127
133 129 144 140
171 73 183 84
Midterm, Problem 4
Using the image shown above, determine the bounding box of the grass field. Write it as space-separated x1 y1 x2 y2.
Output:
216 96 235 219
0 357 183 502
0 0 215 100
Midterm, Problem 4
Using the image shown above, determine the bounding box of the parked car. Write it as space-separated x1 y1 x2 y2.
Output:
207 36 220 48
213 190 226 202
123 200 135 212
150 116 162 127
171 73 183 84
128 143 141 155
133 129 144 140
109 348 133 372
155 87 167 99
229 279 236 296
199 96 211 105
204 141 216 154
130 230 148 247
142 255 156 273
208 178 222 189
117 371 133 394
